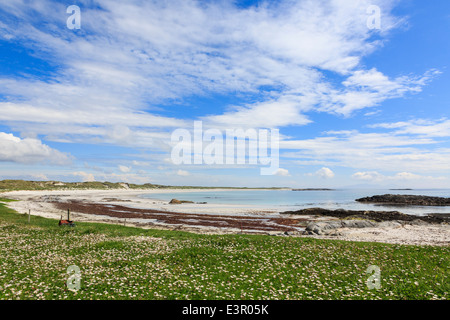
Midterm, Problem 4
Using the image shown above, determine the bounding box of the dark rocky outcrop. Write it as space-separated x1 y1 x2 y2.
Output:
356 194 450 206
280 207 449 224
281 206 450 236
169 199 195 204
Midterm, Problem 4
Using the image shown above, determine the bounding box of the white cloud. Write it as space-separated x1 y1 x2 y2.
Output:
0 132 70 165
352 171 384 181
370 118 450 138
31 173 49 181
352 171 446 182
305 167 335 179
132 160 152 167
274 168 290 176
319 69 440 116
72 171 96 182
282 128 450 173
97 172 152 184
316 167 335 179
205 98 312 129
118 165 132 173
0 0 435 142
394 172 422 180
364 110 381 117
176 170 190 176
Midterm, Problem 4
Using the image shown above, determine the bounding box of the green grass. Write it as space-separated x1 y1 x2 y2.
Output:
0 199 448 300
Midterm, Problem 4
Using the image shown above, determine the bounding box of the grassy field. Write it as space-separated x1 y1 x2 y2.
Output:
0 199 448 300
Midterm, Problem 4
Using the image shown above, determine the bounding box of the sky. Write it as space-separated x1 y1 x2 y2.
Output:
0 0 449 188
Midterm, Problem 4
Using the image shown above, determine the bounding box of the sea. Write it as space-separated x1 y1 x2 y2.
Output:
141 189 450 216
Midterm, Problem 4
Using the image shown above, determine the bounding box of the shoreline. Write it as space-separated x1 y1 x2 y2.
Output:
1 189 449 246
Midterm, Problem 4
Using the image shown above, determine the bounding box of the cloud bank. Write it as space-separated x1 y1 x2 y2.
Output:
0 132 70 165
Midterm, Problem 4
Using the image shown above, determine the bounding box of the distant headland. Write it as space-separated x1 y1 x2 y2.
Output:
0 179 287 192
292 188 335 191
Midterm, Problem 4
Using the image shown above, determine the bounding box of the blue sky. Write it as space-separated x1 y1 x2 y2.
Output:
0 0 449 188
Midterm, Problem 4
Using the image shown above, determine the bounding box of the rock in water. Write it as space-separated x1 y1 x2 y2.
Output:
169 199 194 204
355 194 450 206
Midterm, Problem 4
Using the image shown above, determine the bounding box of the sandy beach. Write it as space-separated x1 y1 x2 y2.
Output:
1 189 449 246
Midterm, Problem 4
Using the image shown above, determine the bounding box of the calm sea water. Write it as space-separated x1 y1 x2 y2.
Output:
141 189 450 216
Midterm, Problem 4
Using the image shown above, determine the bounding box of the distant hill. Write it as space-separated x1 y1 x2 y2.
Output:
0 180 160 191
292 188 335 191
0 180 285 191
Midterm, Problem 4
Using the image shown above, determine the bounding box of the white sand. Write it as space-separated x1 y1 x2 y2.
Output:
1 189 449 246
1 188 280 216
